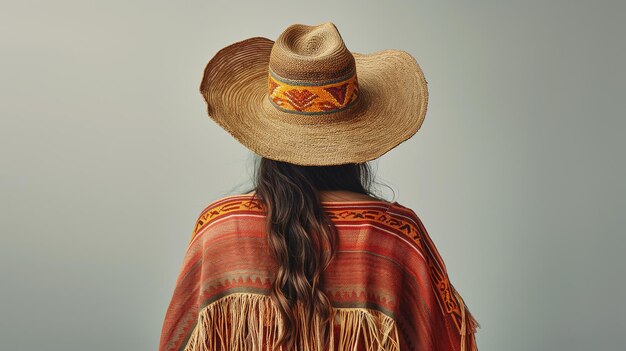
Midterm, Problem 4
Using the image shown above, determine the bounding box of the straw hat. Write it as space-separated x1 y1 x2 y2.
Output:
199 22 428 166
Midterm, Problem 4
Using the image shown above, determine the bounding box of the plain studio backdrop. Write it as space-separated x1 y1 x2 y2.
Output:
1 1 624 350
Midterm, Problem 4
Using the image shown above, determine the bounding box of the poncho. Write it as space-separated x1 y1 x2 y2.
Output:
159 194 480 351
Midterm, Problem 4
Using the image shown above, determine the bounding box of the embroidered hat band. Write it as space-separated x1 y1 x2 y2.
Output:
267 67 359 114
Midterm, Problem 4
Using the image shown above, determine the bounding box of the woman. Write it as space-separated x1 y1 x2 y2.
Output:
159 22 479 351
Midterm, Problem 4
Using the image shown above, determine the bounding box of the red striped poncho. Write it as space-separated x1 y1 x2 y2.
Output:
159 194 480 351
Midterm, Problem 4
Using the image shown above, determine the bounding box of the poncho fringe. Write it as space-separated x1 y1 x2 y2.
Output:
452 286 480 351
183 292 401 351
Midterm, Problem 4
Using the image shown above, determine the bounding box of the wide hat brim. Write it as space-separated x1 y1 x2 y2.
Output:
200 37 428 166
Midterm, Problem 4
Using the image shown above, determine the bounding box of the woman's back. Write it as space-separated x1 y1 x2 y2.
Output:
159 194 478 351
161 21 479 351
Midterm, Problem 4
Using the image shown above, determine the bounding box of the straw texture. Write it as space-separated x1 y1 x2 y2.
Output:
199 22 428 166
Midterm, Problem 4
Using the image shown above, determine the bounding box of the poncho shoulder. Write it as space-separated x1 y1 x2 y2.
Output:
159 194 480 351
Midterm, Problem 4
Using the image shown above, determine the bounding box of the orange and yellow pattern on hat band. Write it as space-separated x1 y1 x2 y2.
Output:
267 68 359 115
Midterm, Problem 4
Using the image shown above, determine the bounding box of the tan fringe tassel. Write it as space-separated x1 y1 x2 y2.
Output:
451 287 481 351
183 292 401 351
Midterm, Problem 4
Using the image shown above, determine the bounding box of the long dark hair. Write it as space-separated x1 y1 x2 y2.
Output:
241 156 389 350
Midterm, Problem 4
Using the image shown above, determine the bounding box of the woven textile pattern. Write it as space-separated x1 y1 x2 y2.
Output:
159 194 479 351
267 69 359 114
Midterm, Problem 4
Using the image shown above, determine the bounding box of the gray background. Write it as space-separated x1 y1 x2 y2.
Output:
1 1 624 350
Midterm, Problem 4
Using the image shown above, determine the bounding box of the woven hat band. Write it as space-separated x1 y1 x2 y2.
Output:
267 67 359 115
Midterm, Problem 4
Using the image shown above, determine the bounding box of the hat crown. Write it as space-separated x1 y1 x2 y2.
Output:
269 22 356 82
